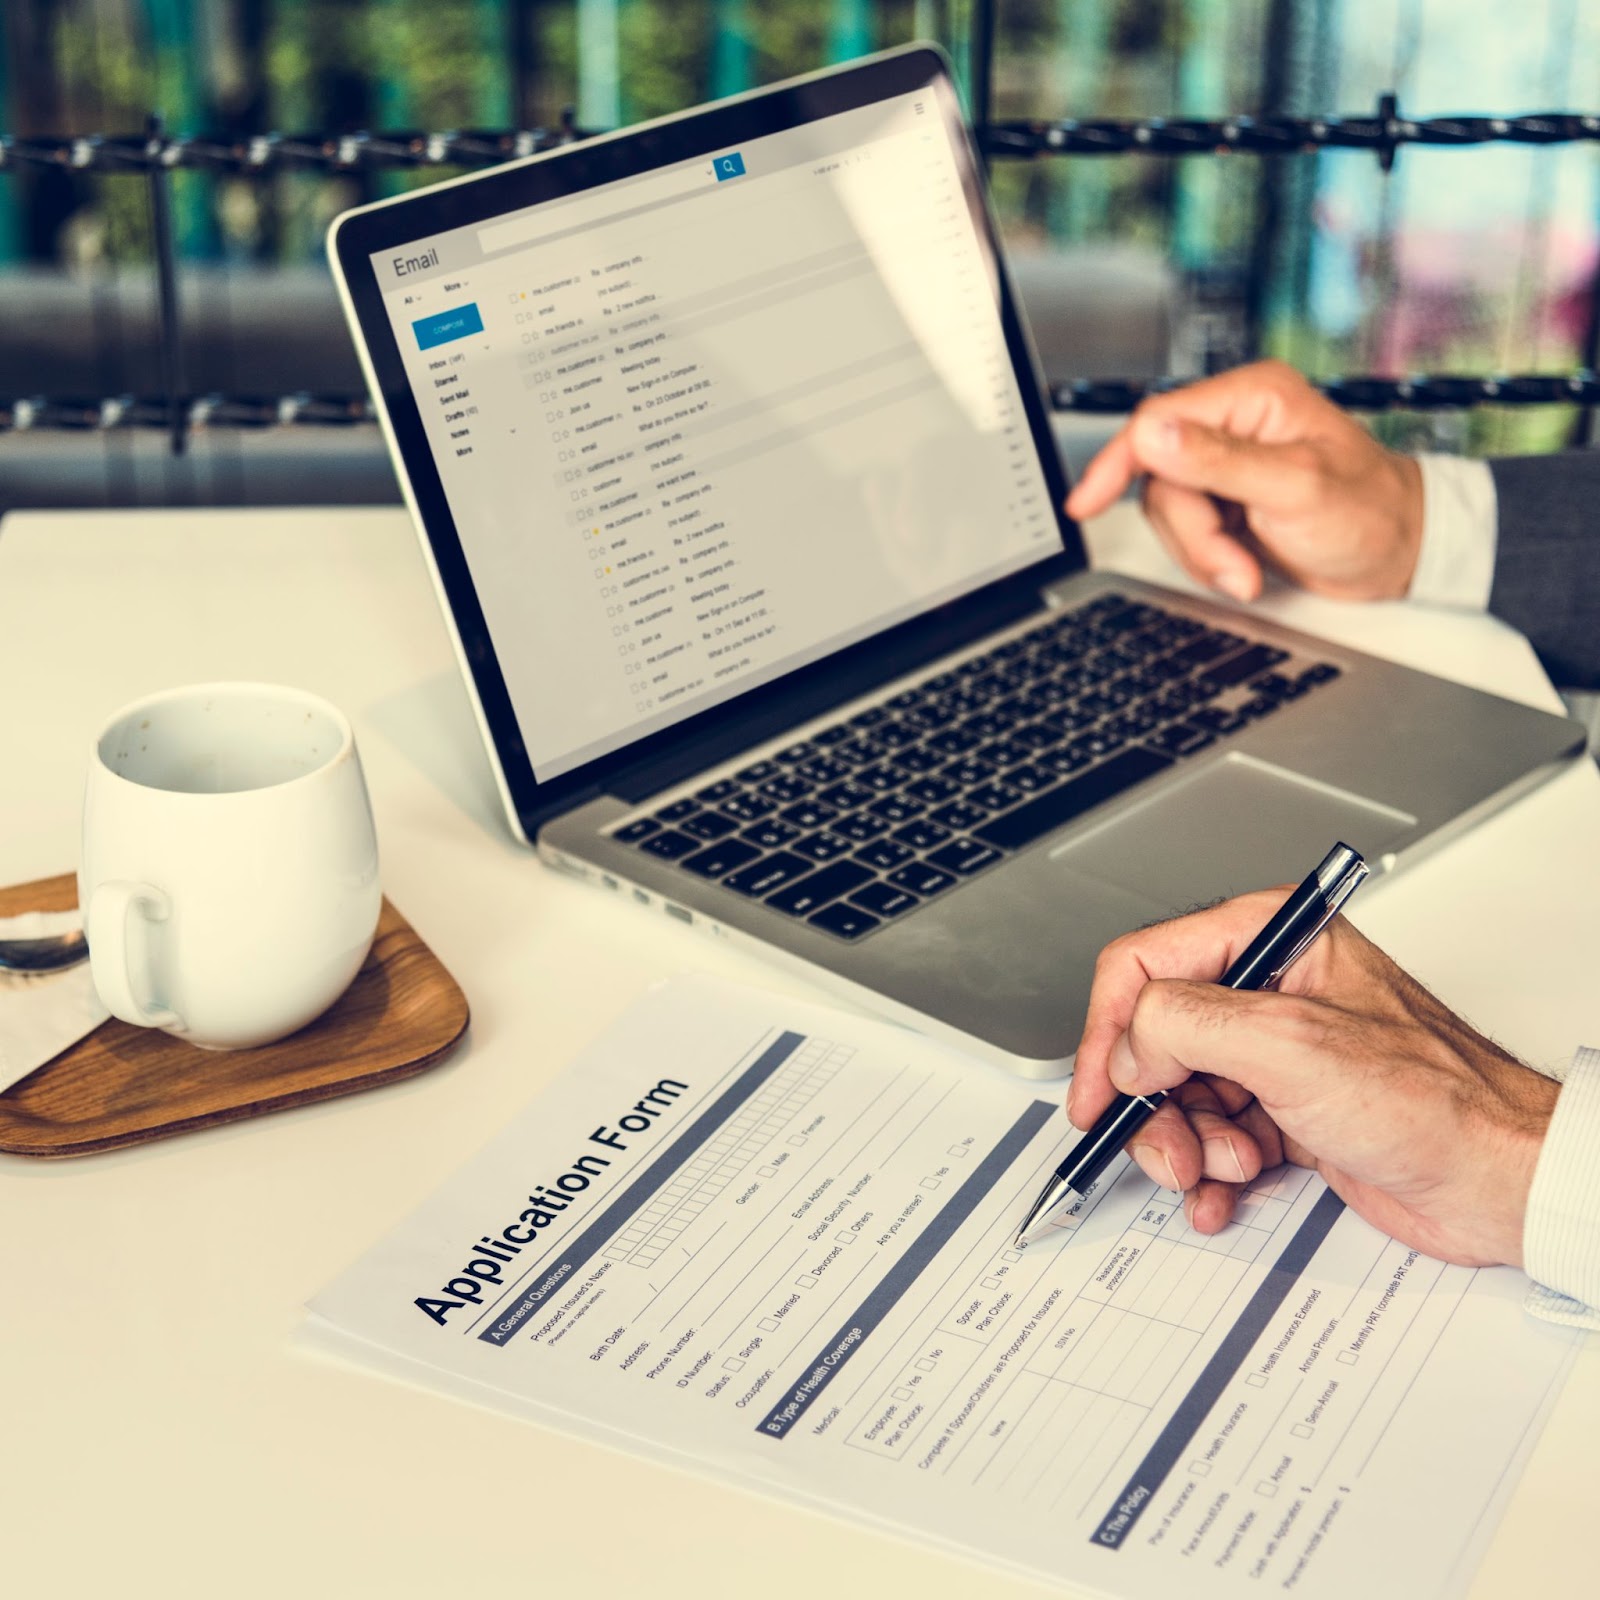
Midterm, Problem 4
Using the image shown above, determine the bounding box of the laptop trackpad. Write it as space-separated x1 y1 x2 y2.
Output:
1049 753 1415 914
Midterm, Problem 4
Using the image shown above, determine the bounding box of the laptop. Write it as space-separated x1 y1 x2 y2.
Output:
328 44 1584 1076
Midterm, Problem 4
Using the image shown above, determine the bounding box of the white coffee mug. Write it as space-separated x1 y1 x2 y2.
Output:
79 682 381 1050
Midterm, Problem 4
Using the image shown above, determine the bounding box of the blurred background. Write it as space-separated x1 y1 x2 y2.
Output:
3 0 1598 509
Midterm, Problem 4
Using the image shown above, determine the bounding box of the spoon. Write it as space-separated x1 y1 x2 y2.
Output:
0 928 89 973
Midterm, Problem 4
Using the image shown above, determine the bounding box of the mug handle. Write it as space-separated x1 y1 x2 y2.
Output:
86 881 185 1031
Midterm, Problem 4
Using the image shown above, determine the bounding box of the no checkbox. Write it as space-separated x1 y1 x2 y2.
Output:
915 1358 936 1372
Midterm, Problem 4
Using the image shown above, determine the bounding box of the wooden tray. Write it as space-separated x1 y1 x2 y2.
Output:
0 874 469 1158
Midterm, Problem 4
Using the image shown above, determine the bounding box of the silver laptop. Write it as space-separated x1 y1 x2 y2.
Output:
328 45 1584 1077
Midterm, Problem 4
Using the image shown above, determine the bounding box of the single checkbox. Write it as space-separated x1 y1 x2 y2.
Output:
724 1357 745 1372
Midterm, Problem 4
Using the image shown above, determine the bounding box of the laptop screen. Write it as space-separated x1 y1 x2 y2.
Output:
371 86 1058 783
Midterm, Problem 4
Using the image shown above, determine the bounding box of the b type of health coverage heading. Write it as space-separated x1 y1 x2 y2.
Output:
415 1076 690 1326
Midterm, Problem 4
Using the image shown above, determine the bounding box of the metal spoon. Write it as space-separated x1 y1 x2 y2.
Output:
0 928 89 973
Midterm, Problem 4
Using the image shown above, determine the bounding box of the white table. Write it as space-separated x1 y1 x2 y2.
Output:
2 504 1595 1599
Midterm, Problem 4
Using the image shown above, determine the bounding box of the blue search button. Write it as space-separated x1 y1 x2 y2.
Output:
412 303 484 351
714 151 746 181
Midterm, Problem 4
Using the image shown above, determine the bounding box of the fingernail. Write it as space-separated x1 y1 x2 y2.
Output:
1182 1191 1198 1227
1160 1151 1182 1194
1148 417 1182 453
1205 1136 1246 1182
1065 1077 1080 1122
1213 568 1253 602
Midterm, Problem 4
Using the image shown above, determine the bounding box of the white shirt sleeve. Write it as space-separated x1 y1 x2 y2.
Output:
1523 1046 1600 1328
1408 454 1498 611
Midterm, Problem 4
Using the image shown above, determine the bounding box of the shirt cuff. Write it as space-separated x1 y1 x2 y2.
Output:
1523 1046 1600 1329
1408 454 1498 611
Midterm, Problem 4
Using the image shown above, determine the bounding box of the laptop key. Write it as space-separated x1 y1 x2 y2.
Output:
781 800 838 830
640 829 700 860
795 831 853 863
973 746 1174 851
760 774 812 804
869 795 925 823
695 778 740 803
743 818 801 849
856 763 909 793
811 724 852 746
906 775 958 805
682 810 739 840
967 781 1022 813
682 838 762 879
724 851 812 898
1147 723 1215 757
893 819 950 851
767 861 874 918
857 838 913 871
1301 661 1341 685
943 756 996 787
808 901 882 941
735 759 781 784
1008 765 1051 794
927 838 1005 875
887 862 957 898
929 800 989 831
797 756 850 784
776 741 818 764
818 779 875 810
894 746 943 775
850 881 920 918
720 792 775 822
656 798 699 822
613 817 660 843
1205 643 1289 687
848 706 889 729
835 811 890 842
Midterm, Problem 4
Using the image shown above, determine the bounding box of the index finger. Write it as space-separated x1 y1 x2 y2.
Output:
1067 888 1299 1129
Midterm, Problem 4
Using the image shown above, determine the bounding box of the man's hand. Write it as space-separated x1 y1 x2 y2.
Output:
1065 359 1425 604
1068 893 1559 1269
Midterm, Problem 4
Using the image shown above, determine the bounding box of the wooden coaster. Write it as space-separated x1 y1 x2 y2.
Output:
0 874 469 1158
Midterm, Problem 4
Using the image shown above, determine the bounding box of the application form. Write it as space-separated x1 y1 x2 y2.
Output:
306 976 1579 1598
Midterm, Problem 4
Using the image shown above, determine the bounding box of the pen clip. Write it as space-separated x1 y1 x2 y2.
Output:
1262 856 1369 987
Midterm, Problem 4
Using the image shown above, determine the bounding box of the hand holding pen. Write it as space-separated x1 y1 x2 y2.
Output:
1029 859 1559 1270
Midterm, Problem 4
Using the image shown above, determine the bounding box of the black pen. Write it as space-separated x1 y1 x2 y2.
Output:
1014 841 1370 1247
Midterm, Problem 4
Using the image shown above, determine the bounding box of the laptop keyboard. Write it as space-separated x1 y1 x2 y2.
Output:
610 593 1341 941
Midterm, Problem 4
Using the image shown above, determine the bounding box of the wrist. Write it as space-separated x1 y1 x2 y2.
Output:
1481 1062 1560 1270
1377 451 1425 598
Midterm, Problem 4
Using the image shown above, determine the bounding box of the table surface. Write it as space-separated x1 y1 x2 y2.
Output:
2 503 1595 1599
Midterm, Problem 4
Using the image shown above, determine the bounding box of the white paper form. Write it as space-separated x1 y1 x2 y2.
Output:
305 976 1580 1599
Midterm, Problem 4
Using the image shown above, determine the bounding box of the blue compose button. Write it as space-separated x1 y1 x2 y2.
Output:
412 303 484 351
714 151 745 181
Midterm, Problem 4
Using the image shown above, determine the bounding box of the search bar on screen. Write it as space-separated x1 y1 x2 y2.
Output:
476 156 743 256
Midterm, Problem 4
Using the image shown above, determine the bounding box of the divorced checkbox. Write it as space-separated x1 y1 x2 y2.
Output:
796 1274 817 1288
724 1357 745 1372
920 1178 941 1190
1291 1423 1314 1439
759 1317 780 1332
1245 1372 1268 1387
893 1387 913 1401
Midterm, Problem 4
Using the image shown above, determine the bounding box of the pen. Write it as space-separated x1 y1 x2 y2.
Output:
1014 841 1370 1247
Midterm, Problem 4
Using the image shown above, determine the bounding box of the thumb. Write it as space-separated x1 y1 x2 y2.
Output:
1132 413 1316 513
1110 981 1326 1110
